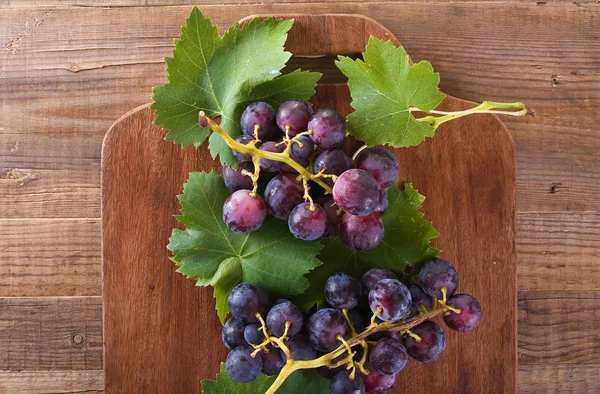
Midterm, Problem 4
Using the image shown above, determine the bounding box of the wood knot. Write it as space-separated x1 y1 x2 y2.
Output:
549 182 562 194
73 334 84 345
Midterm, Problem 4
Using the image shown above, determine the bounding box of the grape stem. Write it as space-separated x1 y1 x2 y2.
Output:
413 101 528 129
199 112 333 194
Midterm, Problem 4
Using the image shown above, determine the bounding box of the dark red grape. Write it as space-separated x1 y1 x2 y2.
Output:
354 147 399 190
258 141 283 172
316 196 342 239
283 335 318 361
347 308 366 333
361 364 397 394
443 294 483 332
308 109 346 149
325 272 362 309
290 135 315 162
361 268 397 291
225 345 262 383
307 308 350 352
264 173 304 220
419 259 459 299
368 337 408 375
222 190 267 233
330 370 365 394
240 102 278 140
404 321 447 363
375 190 388 214
266 301 304 337
368 329 403 342
276 100 313 136
339 212 384 252
368 279 412 322
288 202 326 241
313 149 354 185
228 282 269 323
222 317 248 350
243 323 264 345
333 169 379 216
260 344 285 375
408 284 432 311
222 162 253 192
233 134 255 162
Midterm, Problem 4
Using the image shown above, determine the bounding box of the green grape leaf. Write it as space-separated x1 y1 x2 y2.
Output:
296 182 440 311
151 7 321 166
168 171 322 322
202 364 328 394
336 37 446 148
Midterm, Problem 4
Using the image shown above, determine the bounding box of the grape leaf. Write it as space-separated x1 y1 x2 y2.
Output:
168 171 322 322
151 7 321 166
202 364 328 394
336 37 445 148
296 182 440 311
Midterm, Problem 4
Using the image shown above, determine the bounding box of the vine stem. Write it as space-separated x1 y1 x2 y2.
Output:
412 101 528 129
200 112 333 194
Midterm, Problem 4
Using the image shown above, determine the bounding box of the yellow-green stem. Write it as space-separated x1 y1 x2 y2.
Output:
415 101 527 129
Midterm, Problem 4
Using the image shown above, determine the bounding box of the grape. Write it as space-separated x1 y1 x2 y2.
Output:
283 335 318 361
330 370 365 394
324 272 362 309
347 308 365 333
261 344 285 375
404 321 447 363
264 174 305 219
222 317 248 350
316 196 342 239
308 109 347 149
228 282 269 323
240 102 278 141
233 134 255 162
225 345 262 383
361 364 397 394
307 308 350 352
361 268 397 291
418 259 459 299
339 212 384 252
288 202 327 241
313 149 354 185
222 162 253 192
368 279 412 322
258 141 284 172
443 294 483 332
333 169 379 216
408 284 432 311
222 190 267 233
354 147 399 190
266 301 304 337
368 337 408 375
375 190 388 214
368 329 403 342
276 100 314 136
290 135 315 162
243 323 264 345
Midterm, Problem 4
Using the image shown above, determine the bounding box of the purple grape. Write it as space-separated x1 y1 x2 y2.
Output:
290 135 315 162
361 268 398 291
375 190 388 214
260 344 285 375
222 317 248 350
443 294 483 332
307 308 350 352
408 284 432 311
222 190 267 233
419 259 459 299
276 100 314 136
283 335 318 361
241 102 278 140
266 301 304 337
228 282 269 323
313 149 354 185
316 196 342 239
264 173 304 220
325 273 362 309
347 308 365 333
368 279 412 322
222 162 253 193
368 337 408 375
330 370 365 394
354 147 399 190
368 329 403 342
404 321 446 363
333 169 379 216
243 323 264 345
258 141 283 172
308 109 347 149
288 202 326 241
339 212 384 252
225 345 262 383
361 364 397 394
233 134 255 162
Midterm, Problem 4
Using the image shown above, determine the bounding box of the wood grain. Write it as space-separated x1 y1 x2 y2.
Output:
0 370 104 394
519 365 600 394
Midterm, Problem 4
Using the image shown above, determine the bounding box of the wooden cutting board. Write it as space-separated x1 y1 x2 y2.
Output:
102 14 516 394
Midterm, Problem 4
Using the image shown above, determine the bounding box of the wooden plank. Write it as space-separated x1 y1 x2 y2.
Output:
0 370 104 394
519 365 600 393
519 291 600 364
0 219 101 297
0 297 102 370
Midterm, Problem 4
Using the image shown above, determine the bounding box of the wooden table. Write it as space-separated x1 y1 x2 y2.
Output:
1 1 598 393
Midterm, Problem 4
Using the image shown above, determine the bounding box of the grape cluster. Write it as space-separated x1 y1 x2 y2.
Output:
222 259 483 393
221 100 399 252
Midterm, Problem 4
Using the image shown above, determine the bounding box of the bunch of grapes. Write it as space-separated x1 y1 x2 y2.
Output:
220 100 399 251
221 259 483 393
